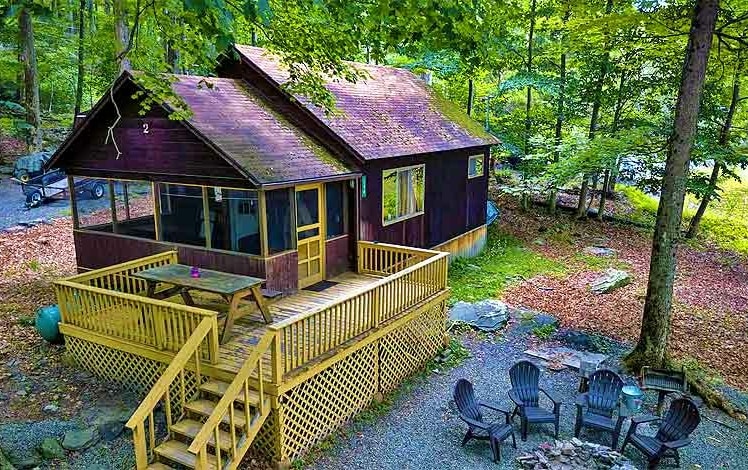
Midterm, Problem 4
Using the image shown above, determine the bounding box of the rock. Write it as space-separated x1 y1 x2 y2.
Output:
99 420 125 441
5 451 39 470
43 403 59 413
37 438 64 460
589 269 632 294
583 246 616 257
448 300 509 332
62 428 99 451
533 314 559 328
533 238 547 246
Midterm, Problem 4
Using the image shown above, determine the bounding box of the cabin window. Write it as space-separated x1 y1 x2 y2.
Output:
73 177 113 229
382 165 425 225
266 188 294 253
157 183 206 247
111 180 157 239
325 181 347 238
207 188 261 255
468 154 485 178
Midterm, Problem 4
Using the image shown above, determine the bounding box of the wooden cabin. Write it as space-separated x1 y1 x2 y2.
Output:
48 46 496 470
49 45 496 293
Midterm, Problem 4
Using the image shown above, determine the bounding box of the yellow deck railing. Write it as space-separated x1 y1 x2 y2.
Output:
65 251 178 294
188 331 276 470
272 242 449 377
126 317 218 470
357 241 436 275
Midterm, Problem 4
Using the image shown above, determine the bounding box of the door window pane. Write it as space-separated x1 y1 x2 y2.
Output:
296 188 319 227
208 188 260 255
266 189 294 253
158 184 206 247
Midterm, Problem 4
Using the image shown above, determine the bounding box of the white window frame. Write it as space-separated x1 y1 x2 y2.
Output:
468 154 485 179
381 164 425 226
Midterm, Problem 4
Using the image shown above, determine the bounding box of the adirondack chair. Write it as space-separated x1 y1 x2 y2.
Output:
574 369 625 448
453 379 516 463
621 398 701 469
508 360 561 441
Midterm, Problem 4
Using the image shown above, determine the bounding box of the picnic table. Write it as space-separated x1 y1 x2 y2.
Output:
134 264 273 344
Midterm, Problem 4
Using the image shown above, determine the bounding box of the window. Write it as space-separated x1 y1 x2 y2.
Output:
207 188 260 255
266 188 294 254
382 165 425 225
158 183 206 247
112 180 157 239
325 181 347 238
468 154 485 178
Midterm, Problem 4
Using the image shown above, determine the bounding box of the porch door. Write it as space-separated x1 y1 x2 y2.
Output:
296 183 325 288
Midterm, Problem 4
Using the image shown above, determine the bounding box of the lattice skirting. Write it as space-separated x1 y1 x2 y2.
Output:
276 299 447 462
65 336 202 416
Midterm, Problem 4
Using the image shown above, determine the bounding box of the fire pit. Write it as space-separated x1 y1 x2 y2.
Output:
516 438 638 469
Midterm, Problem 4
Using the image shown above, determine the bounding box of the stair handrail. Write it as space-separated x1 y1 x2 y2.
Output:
125 316 218 470
187 330 276 468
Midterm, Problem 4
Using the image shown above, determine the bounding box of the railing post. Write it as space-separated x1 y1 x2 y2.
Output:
372 288 380 329
132 423 149 470
208 315 220 364
271 330 283 384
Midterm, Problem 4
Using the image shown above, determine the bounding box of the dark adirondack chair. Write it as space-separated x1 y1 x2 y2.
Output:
453 379 516 463
621 398 701 469
574 369 625 448
508 360 561 441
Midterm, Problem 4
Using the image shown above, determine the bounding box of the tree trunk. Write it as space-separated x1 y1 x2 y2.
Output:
467 78 474 116
524 0 537 155
549 8 569 215
685 162 720 238
114 0 130 72
686 51 741 239
577 0 614 218
597 169 610 219
19 7 42 151
625 0 718 371
74 0 86 119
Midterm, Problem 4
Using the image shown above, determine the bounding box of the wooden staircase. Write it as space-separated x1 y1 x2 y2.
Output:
126 319 277 470
148 379 271 469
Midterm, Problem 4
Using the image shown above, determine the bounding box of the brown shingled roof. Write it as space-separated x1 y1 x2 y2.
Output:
234 45 499 161
170 74 355 185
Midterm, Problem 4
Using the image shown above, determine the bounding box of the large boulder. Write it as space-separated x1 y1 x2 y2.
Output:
0 448 15 470
590 269 632 294
37 438 64 460
62 428 99 451
449 300 509 332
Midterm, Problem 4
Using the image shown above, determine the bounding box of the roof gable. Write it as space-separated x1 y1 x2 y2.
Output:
234 45 499 160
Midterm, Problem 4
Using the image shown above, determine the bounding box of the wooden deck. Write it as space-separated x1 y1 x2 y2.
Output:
174 271 383 376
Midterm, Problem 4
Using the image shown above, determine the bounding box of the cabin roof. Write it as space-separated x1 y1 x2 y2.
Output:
234 45 499 161
168 75 355 185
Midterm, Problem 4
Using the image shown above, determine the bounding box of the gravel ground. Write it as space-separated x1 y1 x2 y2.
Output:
309 318 748 470
0 175 110 231
0 392 139 469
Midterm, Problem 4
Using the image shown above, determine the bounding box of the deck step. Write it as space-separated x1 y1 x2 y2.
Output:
184 400 248 428
200 380 260 406
154 440 216 470
171 419 233 451
147 463 175 470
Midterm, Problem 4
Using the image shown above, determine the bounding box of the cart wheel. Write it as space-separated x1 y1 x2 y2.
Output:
26 190 43 208
91 183 105 199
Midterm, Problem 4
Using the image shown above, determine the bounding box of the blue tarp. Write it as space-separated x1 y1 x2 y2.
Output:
487 201 500 226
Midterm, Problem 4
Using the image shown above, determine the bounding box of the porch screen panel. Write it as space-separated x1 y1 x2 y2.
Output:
266 188 294 253
157 184 206 247
73 176 113 230
326 181 346 238
207 188 261 255
111 180 157 239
